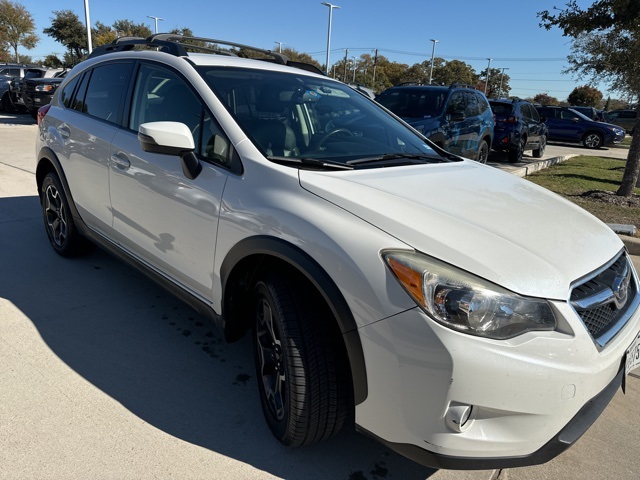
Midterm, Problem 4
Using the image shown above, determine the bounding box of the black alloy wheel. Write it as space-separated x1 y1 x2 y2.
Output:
532 135 546 158
253 273 348 447
41 172 88 257
508 137 526 163
476 140 489 164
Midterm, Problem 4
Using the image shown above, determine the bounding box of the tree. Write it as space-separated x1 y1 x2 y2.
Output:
0 0 38 62
0 45 10 61
533 93 560 106
112 19 151 38
42 53 62 68
567 85 603 106
93 21 116 47
433 59 477 87
539 0 640 196
44 10 87 61
479 67 507 99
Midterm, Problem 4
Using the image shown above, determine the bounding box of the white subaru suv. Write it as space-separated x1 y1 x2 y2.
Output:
35 35 640 469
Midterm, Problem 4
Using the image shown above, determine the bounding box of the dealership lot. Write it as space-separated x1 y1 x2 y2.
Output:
1 115 638 480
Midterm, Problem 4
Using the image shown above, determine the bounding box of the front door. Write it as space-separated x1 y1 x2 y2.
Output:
109 63 231 301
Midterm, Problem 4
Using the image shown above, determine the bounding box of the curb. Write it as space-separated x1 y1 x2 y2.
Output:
620 234 640 256
508 154 578 178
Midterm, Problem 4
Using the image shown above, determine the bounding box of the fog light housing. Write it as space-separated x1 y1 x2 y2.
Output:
445 402 474 433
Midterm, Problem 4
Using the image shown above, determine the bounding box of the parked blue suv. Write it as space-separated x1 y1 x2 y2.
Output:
490 99 548 163
376 84 494 163
536 106 625 149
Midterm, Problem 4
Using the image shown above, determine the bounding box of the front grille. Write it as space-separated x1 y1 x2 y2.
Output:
570 252 639 346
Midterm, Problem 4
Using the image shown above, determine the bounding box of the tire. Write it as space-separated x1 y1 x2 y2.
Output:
582 131 603 149
532 135 546 158
1 92 17 113
507 137 526 163
253 273 348 447
475 139 489 164
41 172 90 257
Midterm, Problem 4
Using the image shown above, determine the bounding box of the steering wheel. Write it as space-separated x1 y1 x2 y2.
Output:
318 128 353 149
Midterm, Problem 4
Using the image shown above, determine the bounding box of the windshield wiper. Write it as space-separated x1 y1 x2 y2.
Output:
268 156 354 170
346 153 448 166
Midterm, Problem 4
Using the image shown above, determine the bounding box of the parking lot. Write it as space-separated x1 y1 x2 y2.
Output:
0 113 638 480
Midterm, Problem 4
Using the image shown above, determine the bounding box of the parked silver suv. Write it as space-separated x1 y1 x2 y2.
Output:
36 35 640 469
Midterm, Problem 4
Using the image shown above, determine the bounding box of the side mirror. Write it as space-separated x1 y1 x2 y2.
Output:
540 116 547 123
138 121 202 180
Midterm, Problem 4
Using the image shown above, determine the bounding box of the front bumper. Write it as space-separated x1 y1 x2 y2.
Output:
605 129 626 145
354 296 640 469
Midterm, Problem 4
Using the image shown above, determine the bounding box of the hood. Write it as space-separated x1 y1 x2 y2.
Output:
300 161 623 300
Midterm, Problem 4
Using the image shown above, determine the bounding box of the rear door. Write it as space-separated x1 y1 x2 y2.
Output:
522 104 543 147
109 62 231 300
51 61 133 236
443 91 468 157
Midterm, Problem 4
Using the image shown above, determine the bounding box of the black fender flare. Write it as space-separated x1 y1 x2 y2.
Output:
221 235 368 404
36 146 87 232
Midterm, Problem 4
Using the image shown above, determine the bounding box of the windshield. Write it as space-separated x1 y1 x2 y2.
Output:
375 88 446 119
197 66 445 165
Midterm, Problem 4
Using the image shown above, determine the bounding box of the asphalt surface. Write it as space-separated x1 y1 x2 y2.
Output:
1 113 639 480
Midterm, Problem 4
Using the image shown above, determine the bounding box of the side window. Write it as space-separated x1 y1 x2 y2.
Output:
464 92 480 117
447 92 466 116
129 64 201 132
560 110 579 120
129 64 230 165
59 75 80 108
527 105 541 122
621 111 637 119
72 72 90 113
539 108 554 119
201 112 230 164
81 62 132 123
476 93 489 115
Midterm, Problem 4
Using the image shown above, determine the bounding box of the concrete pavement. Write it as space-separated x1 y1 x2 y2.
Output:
1 115 639 480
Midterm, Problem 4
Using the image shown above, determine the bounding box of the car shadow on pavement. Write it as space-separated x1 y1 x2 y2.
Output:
0 195 436 480
0 112 36 125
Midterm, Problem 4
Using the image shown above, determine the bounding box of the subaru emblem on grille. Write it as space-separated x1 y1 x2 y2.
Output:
612 265 631 309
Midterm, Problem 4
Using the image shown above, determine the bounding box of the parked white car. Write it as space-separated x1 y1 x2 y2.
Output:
35 34 640 469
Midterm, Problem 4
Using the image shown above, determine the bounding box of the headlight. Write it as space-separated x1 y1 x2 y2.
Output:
382 250 556 339
35 84 55 92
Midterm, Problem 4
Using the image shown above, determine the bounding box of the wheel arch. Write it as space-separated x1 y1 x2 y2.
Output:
36 147 82 222
220 235 368 405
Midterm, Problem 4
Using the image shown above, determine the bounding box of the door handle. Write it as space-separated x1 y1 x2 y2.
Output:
111 152 131 170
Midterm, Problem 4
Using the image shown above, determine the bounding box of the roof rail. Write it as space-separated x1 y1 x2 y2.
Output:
87 34 325 75
448 83 477 90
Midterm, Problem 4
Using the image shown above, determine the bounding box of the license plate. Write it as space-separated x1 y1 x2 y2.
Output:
626 331 640 377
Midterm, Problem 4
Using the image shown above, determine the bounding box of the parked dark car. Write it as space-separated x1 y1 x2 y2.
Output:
489 99 547 162
22 72 67 117
536 106 625 149
1 66 63 113
605 109 637 134
569 106 599 121
375 83 494 163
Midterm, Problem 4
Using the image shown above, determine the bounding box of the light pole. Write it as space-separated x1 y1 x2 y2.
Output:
147 16 164 34
84 0 92 54
498 67 509 98
321 3 340 75
275 41 284 53
428 39 439 85
484 58 492 95
352 56 357 82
